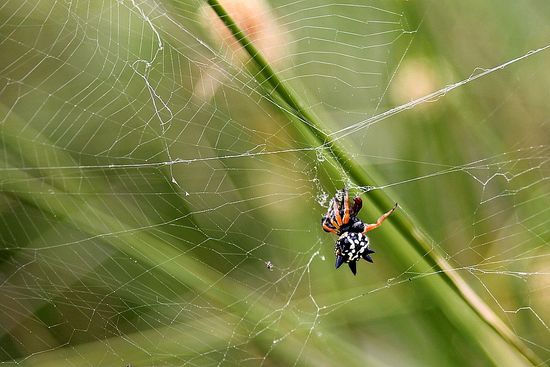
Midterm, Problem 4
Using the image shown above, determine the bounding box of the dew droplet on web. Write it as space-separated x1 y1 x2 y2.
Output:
316 192 328 207
315 147 326 162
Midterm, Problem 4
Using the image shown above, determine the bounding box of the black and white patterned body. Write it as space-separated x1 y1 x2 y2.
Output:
334 231 375 275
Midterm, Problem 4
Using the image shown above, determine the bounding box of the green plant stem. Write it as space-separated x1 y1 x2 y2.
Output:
206 1 542 365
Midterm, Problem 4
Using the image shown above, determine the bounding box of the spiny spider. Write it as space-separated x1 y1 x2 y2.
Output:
321 188 397 275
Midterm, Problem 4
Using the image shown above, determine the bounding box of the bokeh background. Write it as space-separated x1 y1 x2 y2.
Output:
1 0 549 366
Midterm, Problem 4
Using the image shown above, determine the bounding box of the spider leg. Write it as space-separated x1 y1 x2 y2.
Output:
322 202 339 230
322 222 337 234
363 203 398 233
342 189 350 225
332 198 343 227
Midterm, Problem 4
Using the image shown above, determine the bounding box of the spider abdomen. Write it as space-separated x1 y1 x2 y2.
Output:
334 232 375 275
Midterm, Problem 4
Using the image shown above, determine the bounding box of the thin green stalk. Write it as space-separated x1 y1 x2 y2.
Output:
206 1 542 365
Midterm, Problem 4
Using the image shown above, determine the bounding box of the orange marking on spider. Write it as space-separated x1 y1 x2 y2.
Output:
332 198 342 226
342 189 350 225
322 223 337 234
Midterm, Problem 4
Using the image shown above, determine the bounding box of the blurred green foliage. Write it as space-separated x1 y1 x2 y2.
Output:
0 0 549 366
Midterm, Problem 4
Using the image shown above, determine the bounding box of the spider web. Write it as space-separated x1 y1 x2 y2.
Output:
1 0 549 366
